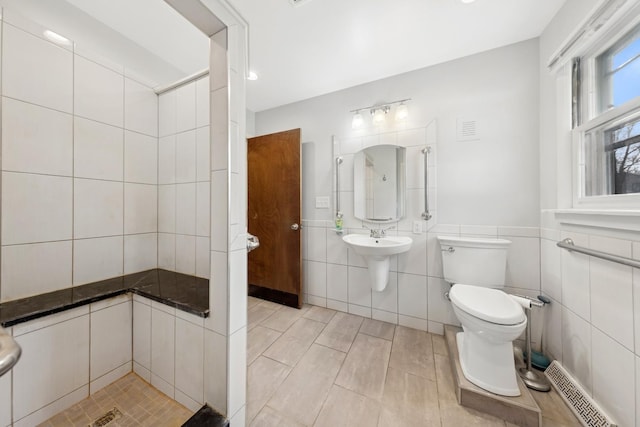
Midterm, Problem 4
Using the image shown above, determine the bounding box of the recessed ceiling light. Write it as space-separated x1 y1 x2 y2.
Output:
43 30 71 46
461 0 476 3
247 71 258 81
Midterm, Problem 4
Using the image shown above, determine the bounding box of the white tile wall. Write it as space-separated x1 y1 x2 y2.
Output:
13 311 89 421
133 298 152 371
2 14 160 303
158 80 211 279
2 24 73 113
159 135 177 184
74 179 124 238
2 97 73 176
159 91 177 138
158 233 177 270
175 317 205 404
124 131 157 184
588 235 633 350
74 118 124 181
540 229 640 426
176 82 197 133
151 306 176 386
176 234 196 275
196 77 210 128
73 236 123 285
560 231 591 321
124 78 158 137
124 233 158 274
90 297 132 381
591 327 635 427
176 183 197 235
2 172 73 245
1 241 72 301
74 55 124 127
561 306 592 393
0 369 10 427
176 130 197 183
124 183 157 234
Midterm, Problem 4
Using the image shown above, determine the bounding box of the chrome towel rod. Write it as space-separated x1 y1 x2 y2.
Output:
422 146 432 220
557 238 640 269
335 156 343 217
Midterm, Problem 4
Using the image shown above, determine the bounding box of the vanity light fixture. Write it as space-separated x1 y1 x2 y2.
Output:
395 102 409 121
350 98 411 128
352 111 364 129
371 106 390 124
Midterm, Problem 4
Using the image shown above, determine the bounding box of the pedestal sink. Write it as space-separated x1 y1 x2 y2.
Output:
343 234 413 291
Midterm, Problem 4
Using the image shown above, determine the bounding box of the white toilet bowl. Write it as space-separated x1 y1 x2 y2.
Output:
450 283 526 397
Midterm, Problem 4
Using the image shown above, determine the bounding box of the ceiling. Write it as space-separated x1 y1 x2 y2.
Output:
0 0 566 112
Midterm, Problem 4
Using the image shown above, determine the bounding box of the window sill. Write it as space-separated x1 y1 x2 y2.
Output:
554 209 640 233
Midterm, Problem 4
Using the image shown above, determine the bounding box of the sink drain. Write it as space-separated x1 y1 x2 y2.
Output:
89 407 122 427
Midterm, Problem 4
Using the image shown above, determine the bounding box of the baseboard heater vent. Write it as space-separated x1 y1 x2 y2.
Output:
545 361 616 427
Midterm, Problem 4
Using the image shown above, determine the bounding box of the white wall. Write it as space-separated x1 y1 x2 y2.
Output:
255 39 542 336
157 78 211 279
256 38 540 227
0 10 158 302
538 1 640 426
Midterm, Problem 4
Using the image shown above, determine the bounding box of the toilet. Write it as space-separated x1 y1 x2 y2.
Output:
437 236 526 397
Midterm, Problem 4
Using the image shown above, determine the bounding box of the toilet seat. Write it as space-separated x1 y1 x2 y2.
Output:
450 284 525 325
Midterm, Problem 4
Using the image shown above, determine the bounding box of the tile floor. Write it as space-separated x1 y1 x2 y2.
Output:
38 297 579 427
247 296 580 427
38 373 193 427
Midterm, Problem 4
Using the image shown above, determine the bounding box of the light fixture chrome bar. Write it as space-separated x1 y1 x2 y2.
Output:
335 156 343 217
350 98 411 113
557 238 640 269
422 146 432 220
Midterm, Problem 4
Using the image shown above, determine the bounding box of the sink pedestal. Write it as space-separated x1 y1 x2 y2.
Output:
367 256 390 292
342 233 413 292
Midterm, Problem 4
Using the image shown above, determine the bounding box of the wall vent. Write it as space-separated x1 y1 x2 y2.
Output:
456 118 479 141
545 361 617 427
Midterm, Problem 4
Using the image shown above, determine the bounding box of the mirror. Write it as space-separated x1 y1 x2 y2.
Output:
353 145 406 222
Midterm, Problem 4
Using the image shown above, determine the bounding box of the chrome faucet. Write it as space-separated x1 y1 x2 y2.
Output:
366 224 396 238
370 229 383 238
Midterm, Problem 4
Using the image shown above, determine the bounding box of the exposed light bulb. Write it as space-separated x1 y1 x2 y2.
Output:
395 103 409 121
247 71 258 81
352 112 363 129
372 108 387 124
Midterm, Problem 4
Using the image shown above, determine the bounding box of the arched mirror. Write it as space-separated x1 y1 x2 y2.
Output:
353 144 406 222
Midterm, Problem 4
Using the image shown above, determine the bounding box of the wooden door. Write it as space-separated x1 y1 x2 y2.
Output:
248 129 302 308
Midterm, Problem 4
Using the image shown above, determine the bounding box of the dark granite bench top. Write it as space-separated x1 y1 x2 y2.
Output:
0 269 209 327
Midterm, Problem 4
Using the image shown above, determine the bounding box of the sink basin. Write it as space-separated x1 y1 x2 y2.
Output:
343 234 413 257
342 234 413 291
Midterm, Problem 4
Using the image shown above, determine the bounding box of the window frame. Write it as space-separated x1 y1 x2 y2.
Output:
572 14 640 210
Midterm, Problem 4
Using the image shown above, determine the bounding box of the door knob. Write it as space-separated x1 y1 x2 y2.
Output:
291 223 300 231
247 233 260 252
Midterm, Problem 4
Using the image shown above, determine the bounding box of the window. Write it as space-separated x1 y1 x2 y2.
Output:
584 110 640 196
575 20 640 204
596 25 640 113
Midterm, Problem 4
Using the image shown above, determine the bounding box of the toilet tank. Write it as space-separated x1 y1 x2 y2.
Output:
437 236 511 287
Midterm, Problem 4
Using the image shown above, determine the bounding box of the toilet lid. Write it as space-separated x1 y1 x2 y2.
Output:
449 284 525 325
